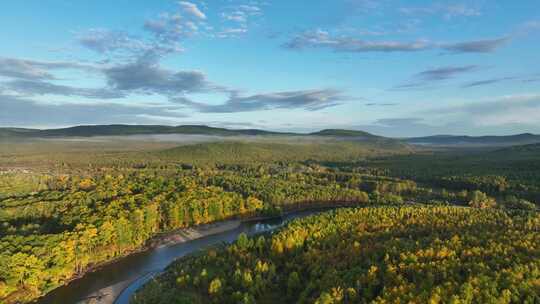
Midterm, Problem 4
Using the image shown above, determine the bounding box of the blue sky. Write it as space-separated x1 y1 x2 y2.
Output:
0 0 539 136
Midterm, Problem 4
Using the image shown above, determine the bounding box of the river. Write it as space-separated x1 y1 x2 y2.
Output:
35 209 325 304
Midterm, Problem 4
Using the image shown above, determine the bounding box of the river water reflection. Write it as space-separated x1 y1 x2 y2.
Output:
36 209 324 304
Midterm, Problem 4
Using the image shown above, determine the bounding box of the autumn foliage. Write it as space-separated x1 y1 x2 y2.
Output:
133 207 540 304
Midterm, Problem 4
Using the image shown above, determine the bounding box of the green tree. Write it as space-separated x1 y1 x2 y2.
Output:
208 278 222 296
287 271 301 297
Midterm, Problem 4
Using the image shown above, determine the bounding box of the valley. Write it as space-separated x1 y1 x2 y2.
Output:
0 127 538 303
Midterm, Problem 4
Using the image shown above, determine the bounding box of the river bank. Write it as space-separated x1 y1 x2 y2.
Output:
33 201 365 304
31 219 243 304
91 220 244 304
146 220 241 248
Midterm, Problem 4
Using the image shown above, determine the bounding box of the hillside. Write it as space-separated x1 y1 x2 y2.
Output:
0 125 382 139
158 140 410 164
309 129 379 138
406 133 540 147
5 124 540 149
0 128 38 138
487 142 540 161
0 124 291 138
7 124 538 149
0 125 403 149
0 125 383 139
495 142 540 153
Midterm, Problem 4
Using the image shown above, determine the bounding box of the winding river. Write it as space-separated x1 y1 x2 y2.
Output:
35 209 325 304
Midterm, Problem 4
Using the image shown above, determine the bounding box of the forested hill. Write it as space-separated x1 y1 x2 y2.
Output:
0 125 386 139
497 142 540 151
0 125 292 138
406 133 540 146
308 129 380 138
158 140 411 164
0 128 38 138
4 125 539 147
490 142 540 158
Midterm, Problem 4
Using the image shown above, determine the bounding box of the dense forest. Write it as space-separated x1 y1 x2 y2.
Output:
133 206 540 303
0 138 539 303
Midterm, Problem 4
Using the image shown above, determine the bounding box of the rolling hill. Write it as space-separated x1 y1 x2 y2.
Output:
309 129 379 138
3 125 539 148
0 128 38 139
490 142 540 159
405 133 540 147
0 125 383 139
158 140 411 164
0 125 290 138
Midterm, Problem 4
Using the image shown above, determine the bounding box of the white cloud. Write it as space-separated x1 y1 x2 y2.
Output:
222 11 247 23
104 58 221 95
175 89 350 113
0 57 95 80
425 94 540 127
284 29 432 52
77 29 148 54
393 65 482 89
178 1 206 20
400 3 481 19
285 30 509 54
217 28 248 38
0 94 186 127
443 37 510 53
218 3 263 37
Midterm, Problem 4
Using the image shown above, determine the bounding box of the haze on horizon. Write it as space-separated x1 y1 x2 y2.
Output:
0 0 539 137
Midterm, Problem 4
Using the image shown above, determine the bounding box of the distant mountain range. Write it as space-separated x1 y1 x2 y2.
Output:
494 142 540 153
1 125 540 147
405 133 540 147
0 125 385 139
308 129 379 138
0 125 289 138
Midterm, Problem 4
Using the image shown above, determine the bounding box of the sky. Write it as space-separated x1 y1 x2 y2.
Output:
0 0 539 137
